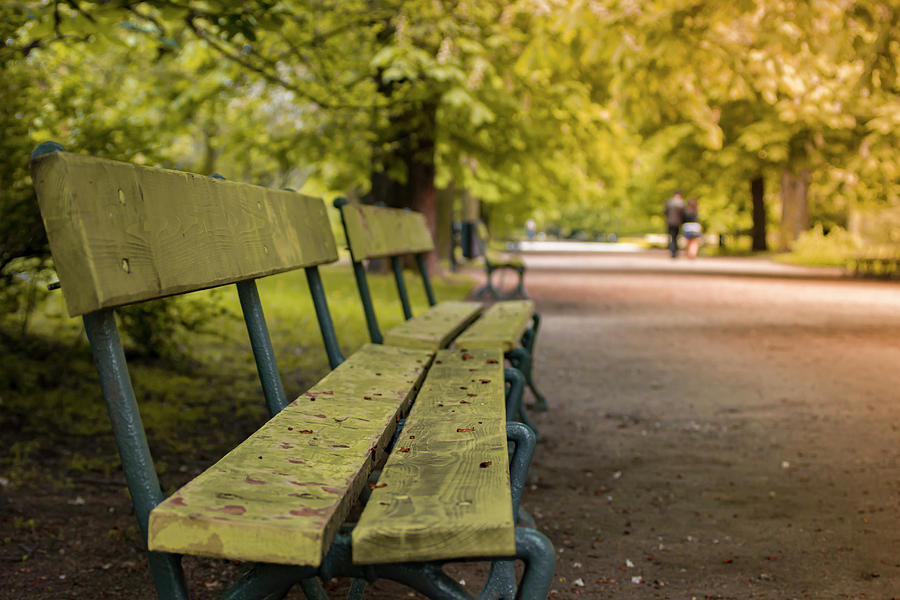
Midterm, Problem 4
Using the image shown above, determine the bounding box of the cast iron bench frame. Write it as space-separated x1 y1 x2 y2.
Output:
472 221 529 301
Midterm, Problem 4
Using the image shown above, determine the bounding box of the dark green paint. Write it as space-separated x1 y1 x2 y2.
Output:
415 254 437 307
391 256 413 320
236 279 288 417
82 309 189 600
305 266 345 369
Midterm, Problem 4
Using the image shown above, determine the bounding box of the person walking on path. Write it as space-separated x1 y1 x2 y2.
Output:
682 197 702 259
664 190 685 258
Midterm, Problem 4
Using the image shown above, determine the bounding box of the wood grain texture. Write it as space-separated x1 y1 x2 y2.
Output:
383 301 483 350
148 343 433 566
340 203 434 260
453 300 535 352
353 347 514 564
30 152 338 317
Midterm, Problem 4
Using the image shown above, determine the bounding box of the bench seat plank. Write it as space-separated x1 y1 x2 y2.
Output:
487 250 524 270
148 343 432 566
453 300 535 353
383 300 483 350
353 348 514 564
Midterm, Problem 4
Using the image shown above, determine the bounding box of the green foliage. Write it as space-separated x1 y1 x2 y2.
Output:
2 0 899 270
776 225 861 267
117 293 233 359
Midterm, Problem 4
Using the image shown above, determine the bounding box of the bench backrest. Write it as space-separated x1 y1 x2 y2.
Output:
30 145 343 597
334 199 441 344
338 202 434 261
31 150 337 317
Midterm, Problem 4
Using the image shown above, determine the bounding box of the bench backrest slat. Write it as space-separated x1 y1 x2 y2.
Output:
30 151 337 316
340 203 434 260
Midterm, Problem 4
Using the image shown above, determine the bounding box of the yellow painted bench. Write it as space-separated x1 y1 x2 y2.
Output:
473 220 530 301
453 300 536 353
353 347 514 563
335 201 549 414
850 248 900 279
30 144 553 600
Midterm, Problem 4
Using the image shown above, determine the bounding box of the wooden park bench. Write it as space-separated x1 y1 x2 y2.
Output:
471 221 529 301
849 247 900 279
29 143 554 600
334 201 548 424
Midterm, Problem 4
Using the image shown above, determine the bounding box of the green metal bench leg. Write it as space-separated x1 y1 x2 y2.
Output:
506 347 547 411
479 422 537 599
513 266 529 300
472 279 498 301
347 577 368 599
506 416 537 528
474 528 557 600
221 564 316 600
504 368 539 440
473 265 528 301
225 525 554 600
83 310 189 600
237 279 289 416
506 422 535 523
299 578 329 600
513 313 546 410
511 528 555 600
520 313 540 358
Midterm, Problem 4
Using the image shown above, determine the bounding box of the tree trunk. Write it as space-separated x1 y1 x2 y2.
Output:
202 127 218 176
779 168 810 250
750 176 767 251
409 155 440 274
366 101 441 274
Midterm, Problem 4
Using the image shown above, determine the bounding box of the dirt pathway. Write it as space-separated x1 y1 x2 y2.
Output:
518 251 900 599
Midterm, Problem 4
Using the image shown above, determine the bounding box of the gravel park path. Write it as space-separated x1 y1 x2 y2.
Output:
499 249 900 600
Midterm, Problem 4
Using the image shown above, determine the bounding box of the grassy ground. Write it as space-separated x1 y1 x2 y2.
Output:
0 264 474 492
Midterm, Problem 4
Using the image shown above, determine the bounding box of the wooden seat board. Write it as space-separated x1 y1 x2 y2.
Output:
148 343 432 566
453 300 535 353
486 251 524 269
382 300 483 350
340 203 434 260
30 152 337 317
477 222 524 269
352 348 515 564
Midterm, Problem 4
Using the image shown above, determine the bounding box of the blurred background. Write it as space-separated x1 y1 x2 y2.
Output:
4 1 900 305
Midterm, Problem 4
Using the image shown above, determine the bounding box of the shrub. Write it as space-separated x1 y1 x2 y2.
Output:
779 225 861 267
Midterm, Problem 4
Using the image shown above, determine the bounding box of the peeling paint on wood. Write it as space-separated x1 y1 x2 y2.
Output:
148 343 432 566
383 301 483 350
29 152 337 317
453 300 535 352
352 347 514 564
340 203 434 260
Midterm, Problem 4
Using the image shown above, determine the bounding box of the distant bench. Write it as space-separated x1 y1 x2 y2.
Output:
473 221 529 301
30 145 554 599
850 249 900 279
334 201 549 428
